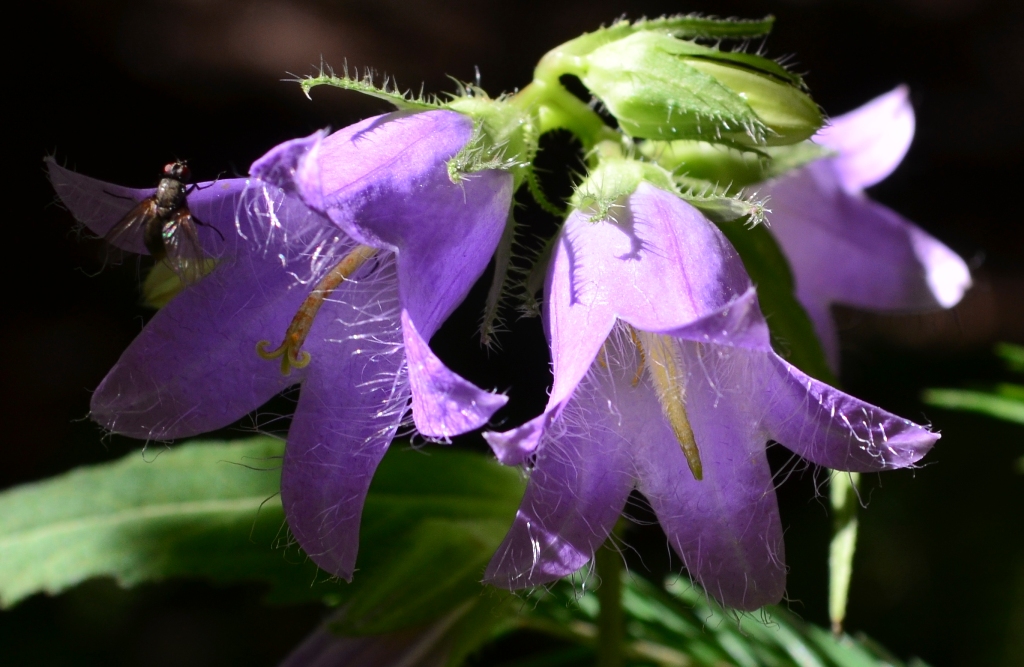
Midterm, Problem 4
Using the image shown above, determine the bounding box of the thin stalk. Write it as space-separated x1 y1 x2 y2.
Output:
595 543 625 667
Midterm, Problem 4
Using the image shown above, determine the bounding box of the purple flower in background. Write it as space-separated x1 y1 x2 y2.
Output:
764 86 972 370
483 182 937 610
48 109 513 579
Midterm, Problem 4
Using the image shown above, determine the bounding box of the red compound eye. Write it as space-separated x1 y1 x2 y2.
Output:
178 164 191 180
162 162 177 175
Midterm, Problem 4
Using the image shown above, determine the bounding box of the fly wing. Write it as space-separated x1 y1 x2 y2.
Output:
163 208 208 285
104 197 158 252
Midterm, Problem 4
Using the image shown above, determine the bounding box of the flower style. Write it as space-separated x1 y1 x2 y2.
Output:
482 181 938 610
47 108 514 579
763 86 972 370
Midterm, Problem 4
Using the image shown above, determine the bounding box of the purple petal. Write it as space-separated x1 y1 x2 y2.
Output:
765 165 971 369
278 606 457 667
484 354 637 588
402 311 507 439
758 353 938 471
483 414 548 466
89 187 338 439
544 183 754 411
636 339 786 611
46 158 247 257
249 130 328 203
90 249 306 439
254 112 513 438
816 85 915 192
281 258 409 579
305 111 513 338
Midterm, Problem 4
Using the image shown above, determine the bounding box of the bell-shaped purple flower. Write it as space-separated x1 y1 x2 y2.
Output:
763 86 971 370
47 109 514 579
483 182 937 610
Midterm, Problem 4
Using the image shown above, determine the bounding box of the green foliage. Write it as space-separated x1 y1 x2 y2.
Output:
715 222 836 383
0 437 307 608
0 437 525 630
923 343 1024 425
499 574 930 667
332 444 524 634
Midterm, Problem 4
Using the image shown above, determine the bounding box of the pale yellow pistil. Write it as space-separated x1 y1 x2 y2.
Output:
257 244 378 375
632 327 703 481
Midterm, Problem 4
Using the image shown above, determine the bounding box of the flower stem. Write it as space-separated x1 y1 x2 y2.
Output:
829 471 860 634
596 542 625 667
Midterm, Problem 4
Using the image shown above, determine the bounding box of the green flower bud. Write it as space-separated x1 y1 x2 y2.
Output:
576 32 822 147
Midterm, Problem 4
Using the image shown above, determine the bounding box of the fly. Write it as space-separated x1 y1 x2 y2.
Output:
105 161 221 285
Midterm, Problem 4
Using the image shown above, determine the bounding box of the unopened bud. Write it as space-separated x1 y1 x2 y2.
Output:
579 32 822 147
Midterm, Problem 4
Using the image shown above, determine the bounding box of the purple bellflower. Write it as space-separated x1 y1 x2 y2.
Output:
47 108 514 579
482 179 938 610
763 86 972 370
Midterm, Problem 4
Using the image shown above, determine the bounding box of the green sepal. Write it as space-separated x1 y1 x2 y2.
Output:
682 190 768 224
445 95 534 187
538 14 777 63
715 222 836 383
298 64 441 110
642 139 832 192
570 154 676 220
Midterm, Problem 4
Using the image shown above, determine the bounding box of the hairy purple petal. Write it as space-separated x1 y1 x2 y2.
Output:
91 247 308 439
281 257 408 579
87 185 338 439
762 87 969 369
484 361 636 587
758 353 938 471
487 181 938 609
766 164 971 368
550 184 752 406
253 111 513 438
403 312 507 439
637 340 786 611
816 86 915 193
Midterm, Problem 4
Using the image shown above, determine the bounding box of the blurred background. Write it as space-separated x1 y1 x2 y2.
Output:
5 0 1023 665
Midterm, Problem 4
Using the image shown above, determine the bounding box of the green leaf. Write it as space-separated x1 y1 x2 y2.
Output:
0 437 525 626
922 386 1024 424
715 222 836 383
0 437 321 608
508 573 927 667
333 447 524 633
996 343 1024 373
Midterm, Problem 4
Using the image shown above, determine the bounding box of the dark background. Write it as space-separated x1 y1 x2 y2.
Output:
5 0 1023 665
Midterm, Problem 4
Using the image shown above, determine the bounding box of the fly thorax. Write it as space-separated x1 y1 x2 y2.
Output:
154 178 185 210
